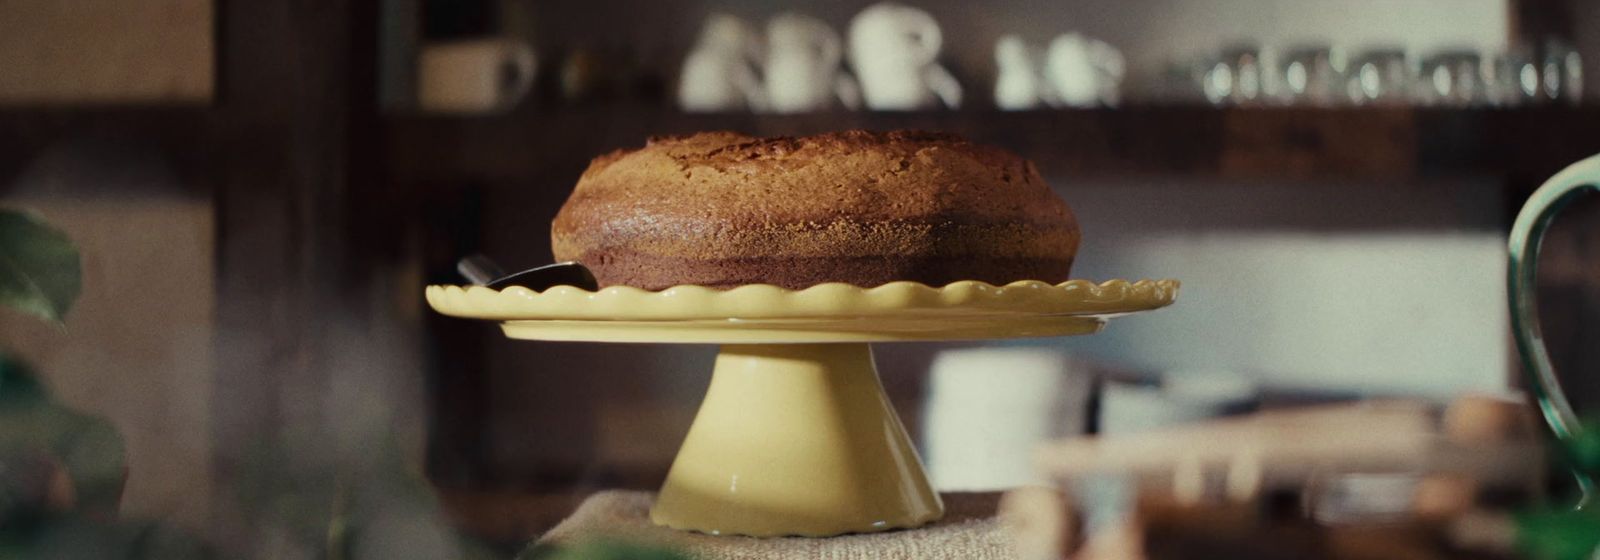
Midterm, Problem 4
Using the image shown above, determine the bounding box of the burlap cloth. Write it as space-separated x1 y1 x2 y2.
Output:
538 491 1019 560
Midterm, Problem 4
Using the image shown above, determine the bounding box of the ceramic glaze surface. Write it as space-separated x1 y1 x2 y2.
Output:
428 279 1175 343
652 343 941 537
426 279 1177 321
494 315 1106 343
1508 153 1600 508
422 278 1180 535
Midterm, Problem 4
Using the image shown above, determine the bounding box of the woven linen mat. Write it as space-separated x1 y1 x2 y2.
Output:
538 490 1019 560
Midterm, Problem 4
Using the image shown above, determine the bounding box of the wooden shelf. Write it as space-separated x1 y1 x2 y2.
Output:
9 105 1592 190
0 106 213 187
0 106 211 149
384 106 1600 187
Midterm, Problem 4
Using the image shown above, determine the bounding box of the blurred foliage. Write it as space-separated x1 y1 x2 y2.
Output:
1564 419 1600 476
229 425 692 559
1516 507 1600 560
230 427 502 559
0 209 205 558
0 513 211 559
1512 419 1600 560
0 209 80 324
0 210 694 558
0 357 125 521
226 430 689 560
0 358 160 559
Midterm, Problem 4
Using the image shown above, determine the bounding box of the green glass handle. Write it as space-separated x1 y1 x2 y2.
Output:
1509 154 1600 508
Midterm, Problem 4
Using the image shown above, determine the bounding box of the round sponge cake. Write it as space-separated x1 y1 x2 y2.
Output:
551 130 1080 290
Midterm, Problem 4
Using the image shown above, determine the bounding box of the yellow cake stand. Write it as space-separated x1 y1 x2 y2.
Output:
426 279 1179 537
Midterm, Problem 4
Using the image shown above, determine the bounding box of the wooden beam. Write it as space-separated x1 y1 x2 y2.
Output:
209 0 386 550
1508 0 1576 45
0 108 210 194
384 107 1600 186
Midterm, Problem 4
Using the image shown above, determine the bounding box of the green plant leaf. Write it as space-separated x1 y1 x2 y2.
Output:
0 210 80 324
1516 507 1600 560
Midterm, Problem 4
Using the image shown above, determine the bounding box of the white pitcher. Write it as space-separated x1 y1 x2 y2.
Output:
1045 33 1125 108
994 34 1049 110
765 13 849 113
679 14 767 112
848 3 961 110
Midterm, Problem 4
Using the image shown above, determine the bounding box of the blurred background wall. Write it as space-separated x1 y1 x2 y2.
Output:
0 140 215 529
0 0 213 103
2 0 1599 549
467 0 1527 492
1055 178 1510 396
505 0 1512 100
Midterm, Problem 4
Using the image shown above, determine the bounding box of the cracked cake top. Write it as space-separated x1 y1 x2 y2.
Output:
551 130 1080 289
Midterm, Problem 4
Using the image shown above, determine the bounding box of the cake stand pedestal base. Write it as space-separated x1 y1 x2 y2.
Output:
427 278 1179 537
650 343 944 537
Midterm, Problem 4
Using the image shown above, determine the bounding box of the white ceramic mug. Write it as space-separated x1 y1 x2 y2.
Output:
679 14 766 112
1045 33 1125 108
417 38 536 113
848 2 960 110
765 13 844 113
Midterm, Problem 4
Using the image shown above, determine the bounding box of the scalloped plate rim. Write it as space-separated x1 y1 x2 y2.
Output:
425 278 1180 322
428 278 1175 296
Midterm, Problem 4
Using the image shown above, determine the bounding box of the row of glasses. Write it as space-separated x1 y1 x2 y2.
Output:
1175 40 1582 107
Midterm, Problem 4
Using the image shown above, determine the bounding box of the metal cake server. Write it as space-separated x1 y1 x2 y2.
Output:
456 255 598 291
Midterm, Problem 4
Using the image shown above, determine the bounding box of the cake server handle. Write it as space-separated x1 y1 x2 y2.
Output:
1509 153 1600 509
455 255 599 291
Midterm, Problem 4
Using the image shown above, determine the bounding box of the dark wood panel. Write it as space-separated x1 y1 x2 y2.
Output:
1509 0 1577 44
0 107 211 191
208 0 391 551
386 106 1600 186
385 106 1221 184
1220 107 1414 178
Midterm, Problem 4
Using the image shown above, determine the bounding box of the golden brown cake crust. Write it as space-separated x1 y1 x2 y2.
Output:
552 130 1080 290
